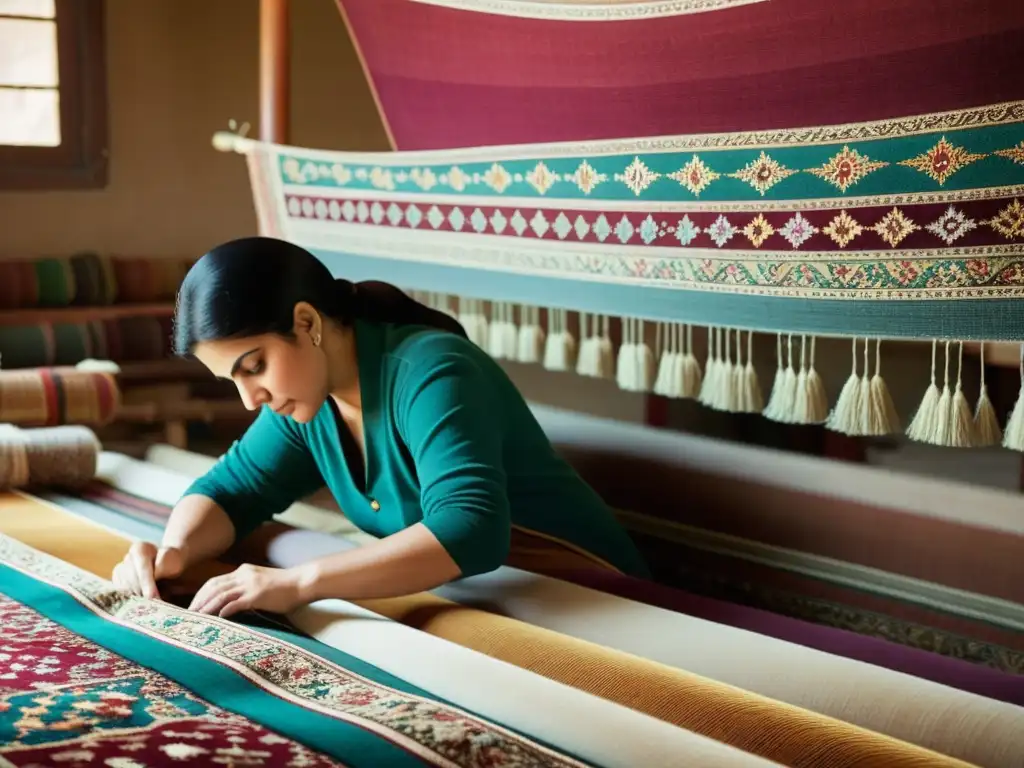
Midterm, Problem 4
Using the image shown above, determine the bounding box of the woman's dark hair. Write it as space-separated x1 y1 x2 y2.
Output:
173 236 466 355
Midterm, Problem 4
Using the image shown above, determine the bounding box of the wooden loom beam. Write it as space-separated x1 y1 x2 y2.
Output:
259 0 290 143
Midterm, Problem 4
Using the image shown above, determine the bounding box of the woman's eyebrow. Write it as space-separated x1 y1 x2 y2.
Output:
229 348 261 377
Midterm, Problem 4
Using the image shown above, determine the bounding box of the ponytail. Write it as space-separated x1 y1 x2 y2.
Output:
335 279 467 338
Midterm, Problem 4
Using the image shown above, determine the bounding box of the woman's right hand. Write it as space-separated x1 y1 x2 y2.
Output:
112 541 187 599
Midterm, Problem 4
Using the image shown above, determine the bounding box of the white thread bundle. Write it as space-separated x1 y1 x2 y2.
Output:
698 328 722 408
653 324 703 399
868 340 900 435
1002 344 1024 452
735 331 763 413
764 335 798 422
615 318 655 392
457 298 489 350
792 336 829 424
576 314 613 379
487 302 518 360
542 309 577 372
973 343 1002 447
906 341 976 447
516 305 546 364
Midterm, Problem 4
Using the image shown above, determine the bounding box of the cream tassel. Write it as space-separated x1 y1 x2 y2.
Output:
615 318 638 391
458 299 489 350
868 340 900 435
948 342 977 448
542 309 577 371
734 331 763 413
487 302 508 359
575 313 597 377
931 341 953 447
699 328 722 408
762 334 786 421
907 340 941 443
715 329 738 411
827 338 866 435
653 323 679 397
1002 343 1024 451
616 318 655 392
595 315 614 379
516 305 546 364
974 342 1002 447
764 335 798 422
681 325 703 398
793 336 829 424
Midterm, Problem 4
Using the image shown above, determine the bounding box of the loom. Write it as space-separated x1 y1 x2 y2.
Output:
2 2 1023 766
213 0 1024 451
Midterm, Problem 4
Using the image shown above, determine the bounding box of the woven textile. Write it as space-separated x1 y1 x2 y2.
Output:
6 485 982 767
0 494 785 768
0 368 119 427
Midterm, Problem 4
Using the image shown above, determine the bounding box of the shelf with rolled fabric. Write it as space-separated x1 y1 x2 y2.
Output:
0 303 174 326
0 254 193 310
0 309 175 369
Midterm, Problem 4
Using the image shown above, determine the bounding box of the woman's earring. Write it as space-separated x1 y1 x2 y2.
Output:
312 333 321 347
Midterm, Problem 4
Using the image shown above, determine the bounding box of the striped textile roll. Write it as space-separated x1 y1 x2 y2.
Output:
69 252 118 305
52 323 95 365
0 325 56 369
34 258 76 306
0 368 120 427
110 258 156 303
0 424 99 490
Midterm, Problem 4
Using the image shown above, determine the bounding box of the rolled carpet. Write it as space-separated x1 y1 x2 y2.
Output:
0 491 790 768
26 464 979 768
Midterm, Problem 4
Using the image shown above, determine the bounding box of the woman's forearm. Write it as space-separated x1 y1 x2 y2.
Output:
161 494 238 568
295 523 463 602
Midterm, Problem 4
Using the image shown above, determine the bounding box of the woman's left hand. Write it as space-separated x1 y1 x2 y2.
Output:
188 563 308 618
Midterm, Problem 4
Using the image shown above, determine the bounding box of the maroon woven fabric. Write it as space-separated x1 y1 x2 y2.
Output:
337 0 1024 149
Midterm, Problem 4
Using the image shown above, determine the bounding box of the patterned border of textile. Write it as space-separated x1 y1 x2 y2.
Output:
408 0 768 21
39 454 1024 767
232 96 1024 340
0 532 604 768
0 493 785 768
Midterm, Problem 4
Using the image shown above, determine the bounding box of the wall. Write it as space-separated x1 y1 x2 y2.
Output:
0 0 646 421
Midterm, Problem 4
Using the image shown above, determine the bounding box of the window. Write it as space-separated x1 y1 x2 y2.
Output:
0 0 107 189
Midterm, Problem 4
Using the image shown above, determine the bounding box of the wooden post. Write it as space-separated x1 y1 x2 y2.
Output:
259 0 290 143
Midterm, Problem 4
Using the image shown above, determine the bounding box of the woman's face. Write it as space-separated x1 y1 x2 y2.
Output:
193 326 329 424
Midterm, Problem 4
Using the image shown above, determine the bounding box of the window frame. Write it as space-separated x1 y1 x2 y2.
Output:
0 0 108 190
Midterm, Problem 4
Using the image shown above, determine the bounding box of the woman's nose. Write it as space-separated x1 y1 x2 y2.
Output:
236 379 269 411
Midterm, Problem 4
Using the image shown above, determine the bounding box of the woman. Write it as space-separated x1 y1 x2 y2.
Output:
112 236 649 618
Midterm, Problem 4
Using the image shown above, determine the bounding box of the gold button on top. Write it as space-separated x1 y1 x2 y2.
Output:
370 499 381 511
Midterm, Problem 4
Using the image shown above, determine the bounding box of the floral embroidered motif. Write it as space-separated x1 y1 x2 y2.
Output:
569 160 606 194
0 539 590 768
616 156 661 195
925 205 978 245
707 215 739 247
482 163 512 193
410 167 438 191
898 136 987 186
743 214 775 248
806 146 888 192
871 207 920 247
0 596 343 767
779 213 819 248
995 141 1024 166
526 162 558 195
674 215 702 245
988 198 1024 239
728 151 797 195
668 156 720 196
444 166 470 192
823 210 863 248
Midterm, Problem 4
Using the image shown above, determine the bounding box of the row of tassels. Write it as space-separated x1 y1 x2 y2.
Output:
415 291 1024 451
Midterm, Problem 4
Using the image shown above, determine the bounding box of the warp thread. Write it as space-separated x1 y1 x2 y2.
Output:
0 424 100 490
